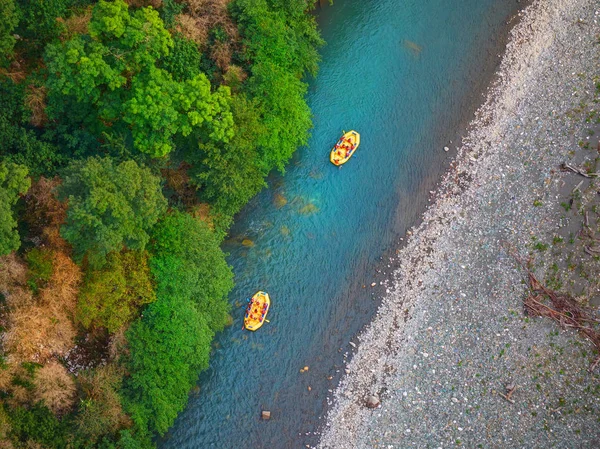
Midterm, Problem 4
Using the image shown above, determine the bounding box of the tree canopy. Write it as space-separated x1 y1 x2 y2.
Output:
58 156 167 267
0 161 31 255
45 0 234 157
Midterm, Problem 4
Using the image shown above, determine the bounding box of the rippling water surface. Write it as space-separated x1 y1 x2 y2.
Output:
161 1 523 447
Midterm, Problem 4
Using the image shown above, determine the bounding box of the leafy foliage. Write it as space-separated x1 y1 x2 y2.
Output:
0 0 19 66
149 211 233 332
45 0 234 157
0 79 65 176
0 0 323 446
77 250 156 333
17 0 71 45
25 247 54 293
160 34 201 82
0 161 30 255
8 402 69 448
74 365 129 445
123 211 232 436
124 295 213 436
58 156 167 267
230 0 322 172
188 95 267 221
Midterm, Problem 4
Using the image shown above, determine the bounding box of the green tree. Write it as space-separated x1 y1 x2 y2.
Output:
58 156 167 267
188 95 267 223
8 402 69 448
45 0 234 157
124 295 213 436
123 211 233 436
0 0 19 66
17 0 71 45
150 211 233 331
160 34 201 82
77 250 156 333
230 0 322 172
0 160 30 255
0 79 64 176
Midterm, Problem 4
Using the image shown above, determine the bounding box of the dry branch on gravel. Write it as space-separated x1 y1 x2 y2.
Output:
524 266 600 370
506 244 600 370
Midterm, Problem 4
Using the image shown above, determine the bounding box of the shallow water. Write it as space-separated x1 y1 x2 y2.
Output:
160 1 523 447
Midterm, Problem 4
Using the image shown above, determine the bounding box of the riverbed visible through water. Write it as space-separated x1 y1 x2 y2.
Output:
160 1 525 447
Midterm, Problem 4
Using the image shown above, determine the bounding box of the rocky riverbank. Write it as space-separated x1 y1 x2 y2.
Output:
319 0 600 447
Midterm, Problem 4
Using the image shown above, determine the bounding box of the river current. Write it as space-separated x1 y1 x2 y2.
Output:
161 0 524 447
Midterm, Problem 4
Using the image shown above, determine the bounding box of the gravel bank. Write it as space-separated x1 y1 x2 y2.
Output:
319 0 600 448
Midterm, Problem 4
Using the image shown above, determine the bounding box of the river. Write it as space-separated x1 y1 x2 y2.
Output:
160 0 524 447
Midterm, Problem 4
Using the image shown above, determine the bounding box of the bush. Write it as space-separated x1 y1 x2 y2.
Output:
0 0 19 66
25 248 54 294
77 251 156 333
160 35 201 82
74 365 129 444
8 402 69 448
32 361 76 416
0 79 65 176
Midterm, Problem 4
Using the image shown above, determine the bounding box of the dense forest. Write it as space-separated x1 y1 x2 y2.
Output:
0 0 322 446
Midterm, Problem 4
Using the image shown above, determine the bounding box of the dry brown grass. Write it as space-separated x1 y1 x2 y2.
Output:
4 251 80 364
175 14 209 46
0 254 27 295
33 361 76 415
179 0 237 46
0 254 34 311
210 40 232 71
25 84 48 127
0 58 26 83
58 6 92 40
107 328 128 362
0 364 34 408
161 163 199 208
191 203 214 227
222 64 247 90
75 365 130 440
41 251 80 316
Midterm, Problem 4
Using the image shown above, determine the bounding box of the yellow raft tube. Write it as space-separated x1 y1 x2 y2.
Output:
330 130 360 166
244 291 270 331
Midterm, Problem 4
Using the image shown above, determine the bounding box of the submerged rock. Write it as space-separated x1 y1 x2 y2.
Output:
274 193 287 208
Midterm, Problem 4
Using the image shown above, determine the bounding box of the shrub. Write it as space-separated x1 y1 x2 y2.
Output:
74 365 129 444
5 252 80 363
77 251 156 333
8 402 69 448
25 248 53 294
0 0 19 66
32 361 76 416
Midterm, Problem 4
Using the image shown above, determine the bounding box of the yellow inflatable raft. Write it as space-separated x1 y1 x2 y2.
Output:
330 130 360 166
244 291 270 331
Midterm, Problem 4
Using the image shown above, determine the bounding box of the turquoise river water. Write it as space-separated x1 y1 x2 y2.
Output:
161 0 524 447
